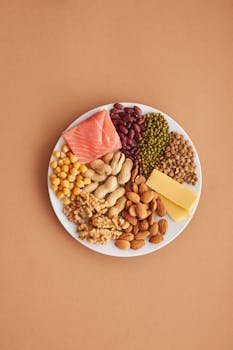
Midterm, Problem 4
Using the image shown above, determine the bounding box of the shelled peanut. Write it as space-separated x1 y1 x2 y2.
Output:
114 166 168 250
49 144 91 204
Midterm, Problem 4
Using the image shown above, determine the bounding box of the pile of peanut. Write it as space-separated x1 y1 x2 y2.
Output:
115 166 168 250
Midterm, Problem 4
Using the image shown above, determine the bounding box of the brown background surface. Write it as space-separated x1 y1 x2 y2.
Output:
0 1 232 349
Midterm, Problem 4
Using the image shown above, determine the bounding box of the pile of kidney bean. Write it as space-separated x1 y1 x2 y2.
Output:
110 103 145 170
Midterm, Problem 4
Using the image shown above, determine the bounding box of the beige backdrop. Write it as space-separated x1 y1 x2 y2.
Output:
0 1 232 349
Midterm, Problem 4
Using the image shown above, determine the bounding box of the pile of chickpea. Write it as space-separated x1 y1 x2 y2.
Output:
49 144 91 204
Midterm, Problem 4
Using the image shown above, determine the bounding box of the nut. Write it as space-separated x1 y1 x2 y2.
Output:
135 203 148 220
158 219 168 234
126 192 140 203
156 198 166 216
125 182 132 192
135 231 150 240
115 239 130 249
135 175 146 185
149 222 159 236
148 212 155 226
130 239 145 250
132 183 138 193
140 191 155 204
139 219 149 231
149 234 164 244
119 233 134 241
150 198 157 212
126 200 132 209
124 224 133 233
131 166 138 182
125 213 138 226
129 204 137 217
138 183 148 194
133 223 139 234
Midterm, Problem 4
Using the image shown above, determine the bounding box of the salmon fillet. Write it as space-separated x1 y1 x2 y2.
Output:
63 110 122 164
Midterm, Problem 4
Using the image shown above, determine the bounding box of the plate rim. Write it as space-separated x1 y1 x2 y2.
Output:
47 102 202 257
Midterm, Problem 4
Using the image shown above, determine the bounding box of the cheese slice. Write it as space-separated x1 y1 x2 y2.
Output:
159 194 189 222
146 169 198 212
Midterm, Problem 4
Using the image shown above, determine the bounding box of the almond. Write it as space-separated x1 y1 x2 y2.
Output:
158 219 168 235
150 198 157 212
125 213 138 226
115 239 130 249
135 175 146 185
135 231 150 240
130 239 145 250
132 183 138 193
126 192 140 204
138 183 149 194
124 224 133 233
149 222 159 236
139 219 149 231
135 203 148 220
140 191 155 204
119 233 134 241
131 165 138 182
156 198 166 216
129 204 137 217
149 234 164 244
148 212 155 226
133 223 139 234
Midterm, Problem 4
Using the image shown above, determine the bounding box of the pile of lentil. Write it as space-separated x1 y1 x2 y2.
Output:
139 113 169 177
155 131 198 185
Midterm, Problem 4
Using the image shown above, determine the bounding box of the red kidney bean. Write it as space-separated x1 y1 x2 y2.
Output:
118 125 128 134
133 123 141 133
128 129 135 139
137 117 145 125
124 107 134 113
119 112 127 118
114 103 124 110
133 106 142 115
111 114 120 120
110 108 121 115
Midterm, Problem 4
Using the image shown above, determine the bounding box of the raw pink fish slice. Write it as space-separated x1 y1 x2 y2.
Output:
63 110 121 164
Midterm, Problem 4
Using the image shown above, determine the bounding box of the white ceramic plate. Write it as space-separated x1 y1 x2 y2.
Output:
48 103 202 257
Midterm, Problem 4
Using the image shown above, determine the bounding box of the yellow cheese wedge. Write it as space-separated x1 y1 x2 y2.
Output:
159 194 189 222
146 169 198 212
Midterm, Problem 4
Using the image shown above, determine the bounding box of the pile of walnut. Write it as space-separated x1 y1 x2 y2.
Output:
115 165 168 250
63 191 130 244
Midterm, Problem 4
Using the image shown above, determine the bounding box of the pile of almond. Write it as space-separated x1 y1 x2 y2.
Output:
115 166 168 250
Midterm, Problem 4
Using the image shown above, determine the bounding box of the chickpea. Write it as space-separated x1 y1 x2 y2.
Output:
69 183 74 190
70 168 78 176
63 188 71 195
60 152 66 159
59 172 67 179
73 161 80 169
58 159 64 166
50 174 56 180
62 164 69 173
51 184 58 191
52 177 60 186
68 174 75 182
83 178 91 185
63 157 71 165
54 166 61 174
62 144 69 153
53 151 61 158
61 179 69 188
50 161 57 169
63 198 71 205
76 174 83 181
56 191 64 199
79 164 88 173
70 155 78 163
76 179 84 188
73 187 81 195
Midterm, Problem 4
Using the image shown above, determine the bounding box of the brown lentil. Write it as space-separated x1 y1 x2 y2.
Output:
155 131 198 185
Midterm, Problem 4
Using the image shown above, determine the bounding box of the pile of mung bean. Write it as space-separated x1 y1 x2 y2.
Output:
155 131 198 185
139 113 169 177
